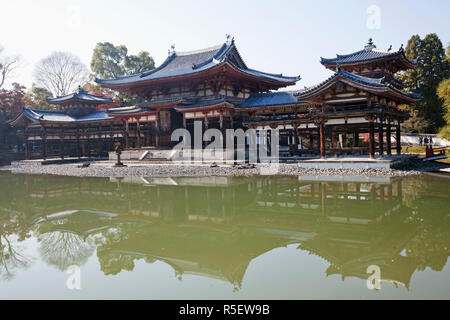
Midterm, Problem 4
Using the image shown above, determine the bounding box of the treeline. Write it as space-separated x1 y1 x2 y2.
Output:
398 33 450 138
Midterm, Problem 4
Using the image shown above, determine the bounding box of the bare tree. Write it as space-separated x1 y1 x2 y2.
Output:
34 51 89 97
0 47 20 89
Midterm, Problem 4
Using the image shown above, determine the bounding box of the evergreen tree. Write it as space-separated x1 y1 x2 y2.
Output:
398 34 450 132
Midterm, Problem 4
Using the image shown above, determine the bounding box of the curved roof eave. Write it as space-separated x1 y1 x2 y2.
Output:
295 71 420 103
96 61 300 89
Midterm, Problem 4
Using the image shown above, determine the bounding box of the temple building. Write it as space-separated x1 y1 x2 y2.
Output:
243 39 421 158
12 38 421 160
96 38 420 159
95 38 301 149
11 87 118 159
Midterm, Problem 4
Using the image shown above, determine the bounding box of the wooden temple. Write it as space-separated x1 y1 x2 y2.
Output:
12 38 420 160
11 87 118 159
95 38 301 150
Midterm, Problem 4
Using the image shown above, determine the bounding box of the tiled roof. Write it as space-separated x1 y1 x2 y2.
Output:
46 87 113 104
295 69 421 101
238 92 299 108
174 98 236 110
96 40 300 86
321 44 416 66
21 108 113 123
106 106 146 115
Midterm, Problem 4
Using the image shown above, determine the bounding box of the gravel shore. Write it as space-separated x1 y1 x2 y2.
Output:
0 160 436 178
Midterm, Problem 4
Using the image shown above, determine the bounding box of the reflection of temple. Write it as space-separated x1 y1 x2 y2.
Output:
1 173 449 288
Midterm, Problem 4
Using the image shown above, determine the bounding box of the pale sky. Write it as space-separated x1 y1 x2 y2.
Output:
1 0 449 91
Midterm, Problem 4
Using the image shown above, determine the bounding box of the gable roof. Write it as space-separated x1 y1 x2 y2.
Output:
295 69 421 103
10 108 113 126
320 42 416 70
95 39 300 87
46 87 113 105
238 92 299 108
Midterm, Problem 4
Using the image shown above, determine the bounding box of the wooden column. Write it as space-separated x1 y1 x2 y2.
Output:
25 137 30 160
319 120 326 159
378 117 384 156
204 113 209 130
331 131 337 157
155 110 160 148
386 119 392 155
41 129 47 160
368 118 375 159
87 130 91 159
289 129 294 156
293 125 299 155
60 126 64 160
60 138 64 159
396 121 401 155
124 120 129 149
136 118 141 148
354 131 359 147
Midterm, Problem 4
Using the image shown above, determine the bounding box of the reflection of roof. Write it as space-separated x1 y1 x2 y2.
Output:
96 40 300 86
46 88 113 104
99 227 292 288
12 108 113 124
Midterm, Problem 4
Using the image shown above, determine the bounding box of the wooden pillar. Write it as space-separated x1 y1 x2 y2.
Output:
124 119 129 149
76 136 80 159
155 110 160 148
136 118 141 148
183 113 187 129
293 125 299 155
87 132 91 159
25 137 30 160
378 117 384 156
354 131 359 147
204 113 209 129
60 137 64 160
41 136 47 160
289 129 294 156
386 119 392 155
81 141 86 157
319 120 326 159
368 118 375 159
396 121 401 155
60 126 64 159
331 131 337 157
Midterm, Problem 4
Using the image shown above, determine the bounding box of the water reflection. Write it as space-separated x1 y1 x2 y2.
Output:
0 172 449 291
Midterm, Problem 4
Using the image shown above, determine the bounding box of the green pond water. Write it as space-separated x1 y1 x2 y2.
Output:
0 171 449 299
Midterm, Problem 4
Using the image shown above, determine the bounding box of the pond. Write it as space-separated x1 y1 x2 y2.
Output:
0 172 449 299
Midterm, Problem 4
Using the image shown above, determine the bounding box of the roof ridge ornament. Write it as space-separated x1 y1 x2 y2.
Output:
364 38 376 50
168 44 176 56
225 34 234 44
77 85 85 94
